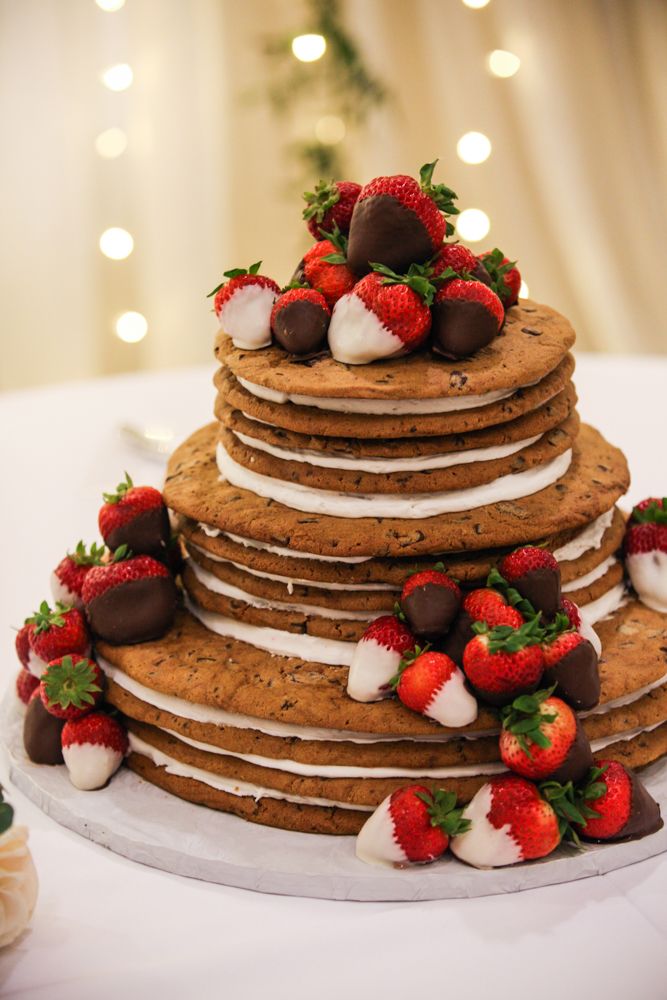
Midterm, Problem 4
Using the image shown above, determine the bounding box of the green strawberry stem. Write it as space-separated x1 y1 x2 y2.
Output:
26 600 68 634
102 472 134 505
389 643 430 688
539 765 609 844
477 248 518 298
42 655 102 711
206 262 262 298
418 160 459 218
416 788 471 837
302 180 341 223
472 615 545 653
370 261 440 307
631 498 667 525
70 540 106 566
500 686 558 758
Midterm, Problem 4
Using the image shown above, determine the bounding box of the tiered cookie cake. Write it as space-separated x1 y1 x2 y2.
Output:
96 168 667 838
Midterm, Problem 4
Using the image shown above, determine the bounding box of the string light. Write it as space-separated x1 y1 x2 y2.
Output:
99 227 134 260
291 34 327 62
455 208 491 242
115 312 148 343
101 63 133 92
315 115 346 145
95 127 127 159
520 280 530 298
95 0 126 10
487 50 521 78
462 0 491 7
456 131 492 165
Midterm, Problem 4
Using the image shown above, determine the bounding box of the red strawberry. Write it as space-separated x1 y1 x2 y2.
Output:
346 160 459 275
477 248 521 308
347 615 416 703
270 287 330 356
51 540 106 609
16 669 39 705
39 654 104 720
431 278 504 359
302 179 362 239
207 262 280 350
99 474 170 557
573 761 663 843
559 596 581 630
394 650 478 728
500 690 593 783
328 265 435 364
25 602 90 678
301 235 357 309
61 711 128 790
463 589 525 629
15 624 31 669
623 497 667 613
542 630 600 710
559 596 601 657
451 774 561 867
499 546 561 619
356 784 469 866
81 551 177 644
399 568 461 639
462 618 545 706
431 242 478 277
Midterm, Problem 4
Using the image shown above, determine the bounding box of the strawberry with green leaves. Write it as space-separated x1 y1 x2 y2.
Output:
462 617 545 706
302 179 361 239
498 546 562 619
207 262 280 350
25 601 91 678
431 278 504 359
476 248 521 308
572 761 663 842
16 669 39 706
299 227 357 309
270 287 331 356
393 650 478 728
499 688 593 783
542 627 600 711
623 497 667 613
39 655 104 721
51 541 106 609
356 784 470 867
99 474 170 557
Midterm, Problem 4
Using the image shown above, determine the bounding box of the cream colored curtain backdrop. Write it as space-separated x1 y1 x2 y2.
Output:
1 0 666 390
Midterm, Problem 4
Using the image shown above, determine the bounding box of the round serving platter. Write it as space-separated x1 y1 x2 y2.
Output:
3 692 666 902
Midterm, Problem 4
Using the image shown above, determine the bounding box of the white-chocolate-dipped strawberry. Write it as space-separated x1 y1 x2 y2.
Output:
209 262 280 350
394 650 478 728
624 498 667 613
61 712 128 790
347 615 416 703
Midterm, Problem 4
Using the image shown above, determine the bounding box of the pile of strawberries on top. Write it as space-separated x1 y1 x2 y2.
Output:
348 545 663 869
13 474 180 792
208 162 521 365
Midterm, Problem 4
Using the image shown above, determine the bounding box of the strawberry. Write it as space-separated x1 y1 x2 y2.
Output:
356 784 470 866
542 630 600 710
61 711 128 790
399 568 461 639
431 243 478 277
25 601 90 678
328 264 436 364
81 550 177 644
451 774 561 868
16 669 39 706
477 248 521 308
393 650 478 728
23 687 65 765
207 262 281 350
559 596 601 657
499 546 561 619
39 654 104 720
346 160 459 276
15 624 31 669
302 179 362 239
431 278 504 359
500 689 593 783
51 540 106 609
346 615 416 703
463 589 525 629
572 761 663 842
99 474 170 557
623 497 667 613
300 231 357 309
462 618 545 706
270 287 330 356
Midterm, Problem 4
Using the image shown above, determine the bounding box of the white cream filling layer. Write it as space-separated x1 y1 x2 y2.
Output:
236 376 520 415
187 558 373 622
198 523 371 564
232 429 542 474
552 508 615 562
562 556 618 594
185 595 355 666
581 672 667 717
589 721 664 752
216 440 573 519
128 732 373 812
579 582 627 624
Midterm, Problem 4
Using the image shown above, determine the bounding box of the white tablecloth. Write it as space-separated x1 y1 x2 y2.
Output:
1 355 667 999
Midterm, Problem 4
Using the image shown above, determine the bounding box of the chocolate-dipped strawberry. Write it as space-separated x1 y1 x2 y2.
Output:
99 474 170 557
81 549 177 645
51 541 106 609
302 179 361 239
431 278 504 359
542 630 600 711
346 160 458 276
500 689 593 784
207 262 280 350
399 569 461 640
560 596 602 657
573 761 663 843
271 288 330 356
23 688 65 765
499 546 562 620
476 248 521 309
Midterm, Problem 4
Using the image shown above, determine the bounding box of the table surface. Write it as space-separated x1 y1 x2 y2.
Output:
1 355 667 1000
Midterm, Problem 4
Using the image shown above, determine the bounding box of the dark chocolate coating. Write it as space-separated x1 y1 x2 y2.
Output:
471 260 493 287
401 583 460 640
543 639 600 711
86 575 178 645
107 505 171 557
23 696 65 765
272 300 330 356
615 769 663 841
431 299 499 359
290 259 306 286
471 679 539 709
346 194 434 276
513 568 561 619
545 717 594 785
439 610 474 666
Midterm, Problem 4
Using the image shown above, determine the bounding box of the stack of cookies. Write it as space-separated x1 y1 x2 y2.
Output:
97 299 667 836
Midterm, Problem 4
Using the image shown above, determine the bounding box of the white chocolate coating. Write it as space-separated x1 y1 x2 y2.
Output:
219 283 276 350
450 784 523 868
355 796 408 867
626 550 667 613
328 291 406 364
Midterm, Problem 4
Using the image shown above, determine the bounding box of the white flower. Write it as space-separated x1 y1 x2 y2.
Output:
0 826 38 948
